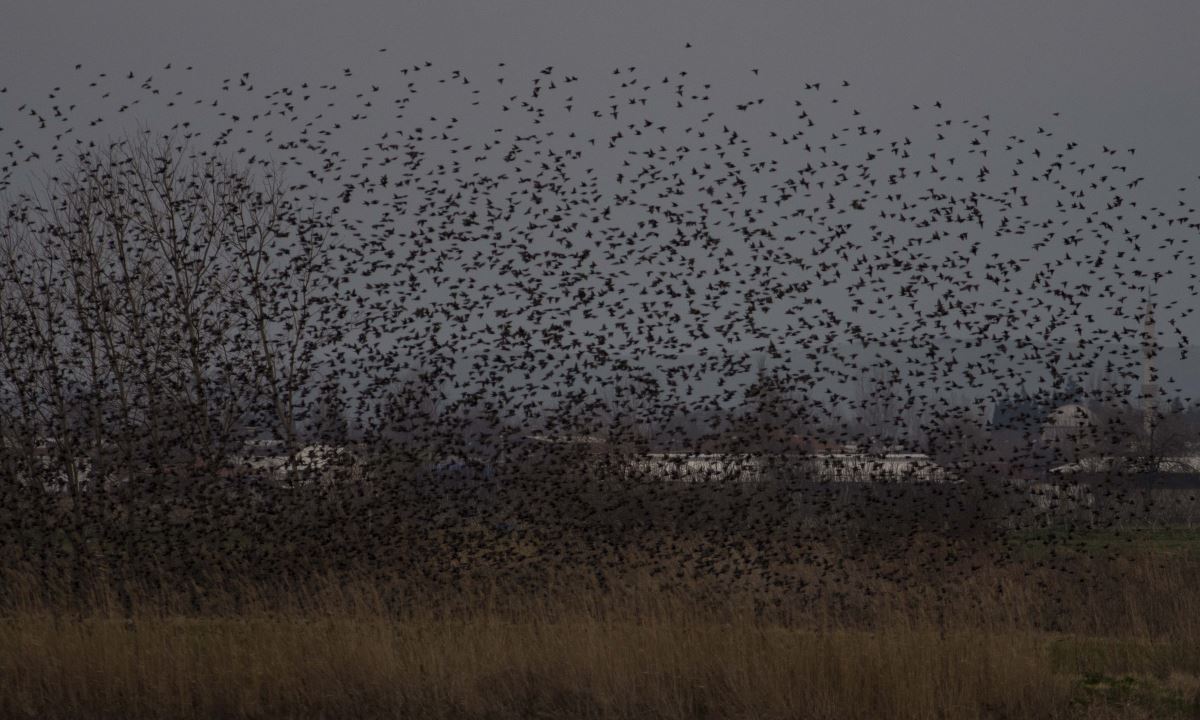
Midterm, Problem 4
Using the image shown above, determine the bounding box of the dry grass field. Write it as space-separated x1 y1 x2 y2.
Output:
3 526 1200 720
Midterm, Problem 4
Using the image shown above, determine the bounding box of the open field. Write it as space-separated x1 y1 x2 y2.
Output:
4 469 1200 718
3 612 1198 720
4 522 1200 720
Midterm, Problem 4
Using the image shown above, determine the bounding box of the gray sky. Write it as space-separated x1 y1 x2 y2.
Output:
3 0 1199 418
5 0 1198 184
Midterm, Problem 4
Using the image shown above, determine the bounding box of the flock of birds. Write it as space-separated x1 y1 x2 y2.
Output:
0 50 1198 612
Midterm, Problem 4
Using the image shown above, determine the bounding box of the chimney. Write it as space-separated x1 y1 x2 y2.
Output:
1141 292 1159 438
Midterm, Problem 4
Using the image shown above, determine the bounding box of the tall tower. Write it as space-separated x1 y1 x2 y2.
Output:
1141 292 1159 438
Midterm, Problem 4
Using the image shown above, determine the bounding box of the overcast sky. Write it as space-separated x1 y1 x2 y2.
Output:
3 0 1199 413
5 0 1198 186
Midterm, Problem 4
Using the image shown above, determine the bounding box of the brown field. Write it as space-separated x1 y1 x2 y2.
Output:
4 529 1200 720
3 475 1200 718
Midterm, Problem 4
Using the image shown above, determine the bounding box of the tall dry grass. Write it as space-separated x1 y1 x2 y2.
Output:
0 613 1065 720
3 554 1200 720
4 475 1200 718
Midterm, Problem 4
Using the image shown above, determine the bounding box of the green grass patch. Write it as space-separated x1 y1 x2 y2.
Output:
1071 672 1200 719
1010 525 1200 560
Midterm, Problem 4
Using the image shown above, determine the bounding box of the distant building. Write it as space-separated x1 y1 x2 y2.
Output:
796 451 948 483
226 440 358 484
522 433 605 446
992 376 1109 450
625 449 948 483
626 452 765 483
1040 403 1098 449
1051 455 1200 475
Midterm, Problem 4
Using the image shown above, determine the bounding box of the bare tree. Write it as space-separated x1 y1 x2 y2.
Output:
0 132 345 490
